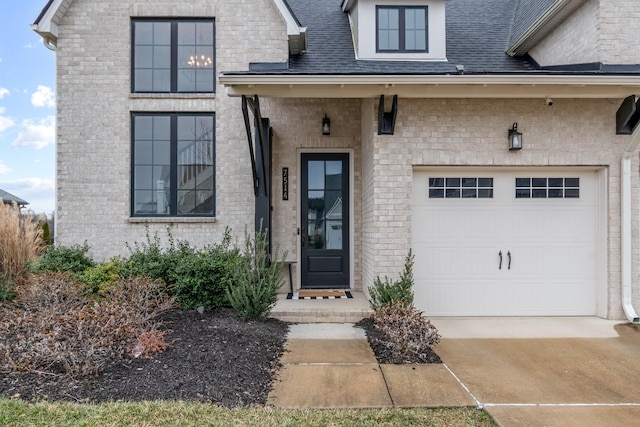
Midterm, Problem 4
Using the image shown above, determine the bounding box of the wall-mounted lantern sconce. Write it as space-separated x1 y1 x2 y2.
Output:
508 122 522 151
322 114 331 135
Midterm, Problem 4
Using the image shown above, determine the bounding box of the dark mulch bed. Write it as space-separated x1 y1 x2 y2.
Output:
356 317 442 364
0 308 289 407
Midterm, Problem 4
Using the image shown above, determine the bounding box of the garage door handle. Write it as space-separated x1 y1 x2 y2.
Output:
498 251 502 270
507 251 512 270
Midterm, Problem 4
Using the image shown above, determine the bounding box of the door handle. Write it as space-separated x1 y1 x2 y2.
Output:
301 233 306 248
507 251 512 270
498 251 502 270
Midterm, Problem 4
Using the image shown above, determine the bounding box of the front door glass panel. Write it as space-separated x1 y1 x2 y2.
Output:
307 160 343 250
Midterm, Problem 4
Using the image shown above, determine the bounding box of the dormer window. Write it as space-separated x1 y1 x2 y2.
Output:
377 6 428 53
343 0 446 62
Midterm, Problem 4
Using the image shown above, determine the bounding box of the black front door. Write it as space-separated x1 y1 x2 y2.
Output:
301 153 350 288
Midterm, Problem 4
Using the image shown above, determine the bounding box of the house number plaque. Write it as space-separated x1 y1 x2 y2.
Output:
282 167 289 200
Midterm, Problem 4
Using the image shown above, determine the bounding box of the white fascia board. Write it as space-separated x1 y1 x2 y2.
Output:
342 0 356 12
272 0 307 54
31 0 72 48
220 73 640 87
219 73 640 98
30 20 58 44
507 0 587 57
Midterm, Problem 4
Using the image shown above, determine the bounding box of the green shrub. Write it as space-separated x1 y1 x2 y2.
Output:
124 227 180 282
0 276 16 302
124 226 242 310
227 227 286 322
171 231 242 310
31 243 94 274
76 261 121 296
40 221 51 246
371 301 440 362
369 249 415 310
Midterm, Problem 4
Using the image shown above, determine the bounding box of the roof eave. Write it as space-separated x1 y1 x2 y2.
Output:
507 0 587 57
288 27 308 56
31 0 74 50
272 0 308 55
218 73 640 99
342 0 355 13
30 22 58 49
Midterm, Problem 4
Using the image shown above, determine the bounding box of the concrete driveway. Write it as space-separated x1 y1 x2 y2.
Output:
434 318 640 427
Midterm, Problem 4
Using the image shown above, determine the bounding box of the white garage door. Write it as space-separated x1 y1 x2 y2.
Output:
412 169 598 316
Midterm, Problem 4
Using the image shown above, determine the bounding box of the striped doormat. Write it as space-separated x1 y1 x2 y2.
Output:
287 291 353 300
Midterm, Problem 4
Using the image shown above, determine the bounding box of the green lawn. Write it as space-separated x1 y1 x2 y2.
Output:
0 400 496 426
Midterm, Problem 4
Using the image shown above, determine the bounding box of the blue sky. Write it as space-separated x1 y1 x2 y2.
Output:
0 0 56 214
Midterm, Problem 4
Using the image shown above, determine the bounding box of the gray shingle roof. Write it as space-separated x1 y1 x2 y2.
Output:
0 189 29 206
32 0 55 25
510 0 557 45
272 0 534 75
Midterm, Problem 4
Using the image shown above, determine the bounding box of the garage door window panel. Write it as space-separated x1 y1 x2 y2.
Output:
429 177 493 199
516 178 580 199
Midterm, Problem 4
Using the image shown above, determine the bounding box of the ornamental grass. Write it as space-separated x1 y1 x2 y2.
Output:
0 203 43 299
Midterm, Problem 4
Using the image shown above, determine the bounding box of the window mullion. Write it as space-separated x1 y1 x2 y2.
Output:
170 115 178 215
399 8 406 52
170 22 178 93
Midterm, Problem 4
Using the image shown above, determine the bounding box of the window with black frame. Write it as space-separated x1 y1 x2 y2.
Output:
377 6 428 53
132 113 215 216
132 19 215 93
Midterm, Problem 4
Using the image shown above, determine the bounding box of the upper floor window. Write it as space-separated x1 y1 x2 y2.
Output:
377 6 428 53
131 113 215 216
132 19 215 93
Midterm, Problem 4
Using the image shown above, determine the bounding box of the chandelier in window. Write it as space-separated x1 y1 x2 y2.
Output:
187 54 213 68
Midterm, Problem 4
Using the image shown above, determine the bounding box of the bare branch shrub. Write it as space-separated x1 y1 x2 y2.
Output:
0 273 175 377
371 301 441 363
14 272 85 312
129 325 174 359
0 203 43 299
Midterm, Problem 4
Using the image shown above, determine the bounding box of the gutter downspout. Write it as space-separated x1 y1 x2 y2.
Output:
621 127 640 323
43 37 56 51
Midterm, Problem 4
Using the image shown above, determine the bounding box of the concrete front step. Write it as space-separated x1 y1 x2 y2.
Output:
270 291 373 323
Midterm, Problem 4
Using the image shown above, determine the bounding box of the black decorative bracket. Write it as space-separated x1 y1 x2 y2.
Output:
378 94 398 135
616 95 640 135
242 95 268 196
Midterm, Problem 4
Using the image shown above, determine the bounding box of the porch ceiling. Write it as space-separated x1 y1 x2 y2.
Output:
218 74 640 99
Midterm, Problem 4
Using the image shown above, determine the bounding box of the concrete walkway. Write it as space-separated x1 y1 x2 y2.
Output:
267 323 474 408
268 319 640 427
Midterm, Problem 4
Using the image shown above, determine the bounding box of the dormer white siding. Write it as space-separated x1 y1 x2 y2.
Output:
343 0 446 61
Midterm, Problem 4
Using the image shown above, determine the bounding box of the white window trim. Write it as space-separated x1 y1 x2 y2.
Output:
347 0 447 61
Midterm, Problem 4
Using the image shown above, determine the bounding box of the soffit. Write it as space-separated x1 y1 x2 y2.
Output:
219 74 640 99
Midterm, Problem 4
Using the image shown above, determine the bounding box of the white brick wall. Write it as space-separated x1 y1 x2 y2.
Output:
55 0 287 259
53 1 639 318
599 0 640 64
361 99 377 298
363 98 637 320
261 98 363 290
530 0 640 67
